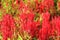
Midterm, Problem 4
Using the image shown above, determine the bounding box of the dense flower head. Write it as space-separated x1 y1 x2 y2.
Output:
19 10 41 39
42 12 50 20
39 12 51 40
1 14 15 40
42 0 54 8
20 13 39 32
51 16 60 36
38 0 54 13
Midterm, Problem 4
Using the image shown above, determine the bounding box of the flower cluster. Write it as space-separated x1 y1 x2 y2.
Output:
0 0 60 40
1 14 15 40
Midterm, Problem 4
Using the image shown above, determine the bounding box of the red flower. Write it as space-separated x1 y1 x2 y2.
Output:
20 12 35 32
20 13 27 21
51 16 60 36
39 3 45 13
19 12 40 39
27 13 35 21
37 0 54 13
1 14 15 40
39 27 48 40
38 12 51 40
42 12 50 21
42 0 54 10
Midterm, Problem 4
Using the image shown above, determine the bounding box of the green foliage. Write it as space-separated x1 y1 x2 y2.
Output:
32 37 37 40
0 35 2 40
17 35 23 40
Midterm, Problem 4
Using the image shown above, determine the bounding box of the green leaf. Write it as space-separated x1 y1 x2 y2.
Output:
0 35 2 39
0 11 2 19
8 38 10 40
1 0 7 9
23 0 28 4
17 35 23 40
32 37 37 40
54 0 57 3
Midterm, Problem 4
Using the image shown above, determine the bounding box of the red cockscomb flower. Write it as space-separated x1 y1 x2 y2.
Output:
1 14 15 40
